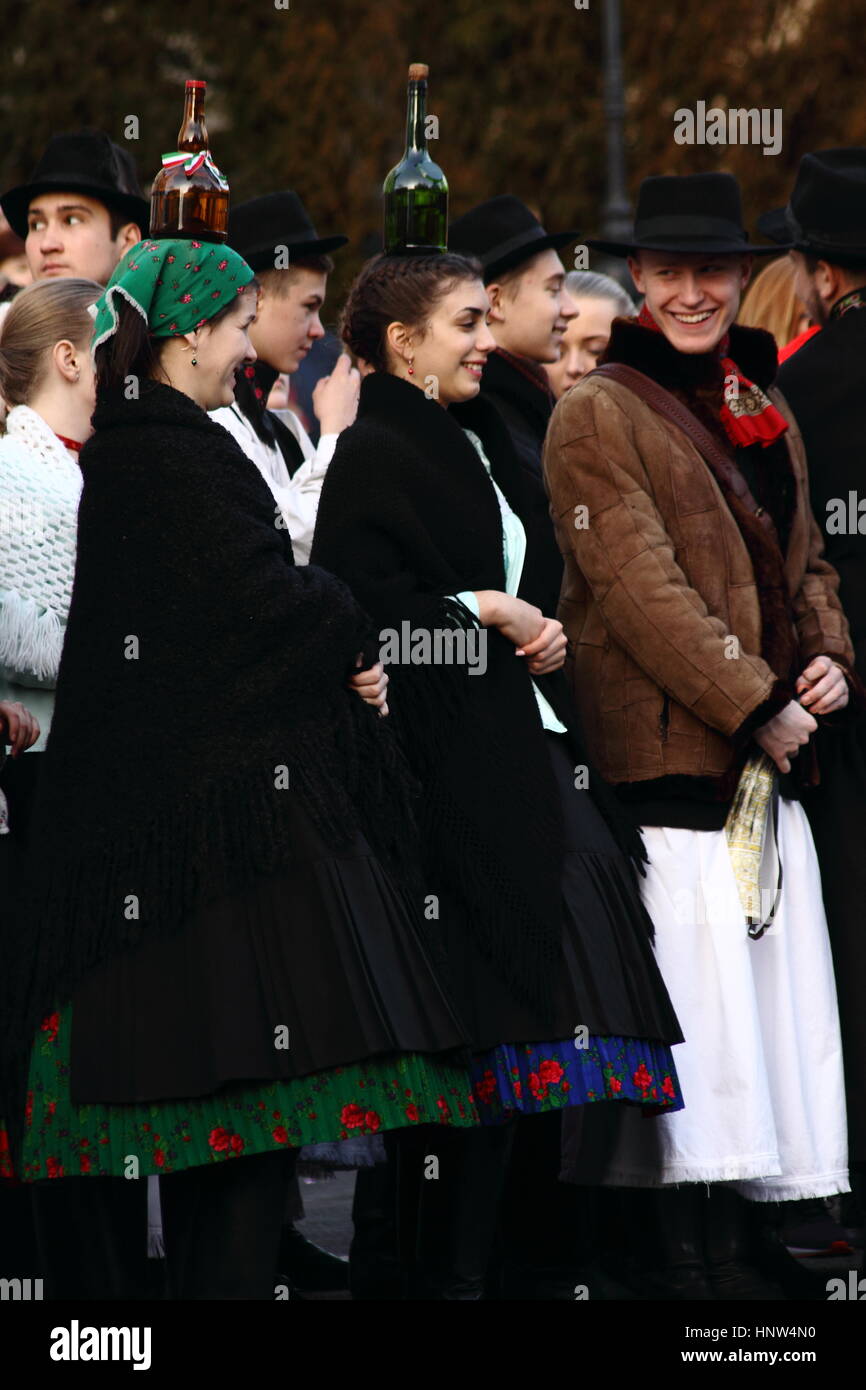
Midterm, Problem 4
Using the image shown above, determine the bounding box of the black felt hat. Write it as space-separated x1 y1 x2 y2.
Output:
448 195 578 281
757 148 866 264
227 191 348 272
586 172 780 258
1 129 149 239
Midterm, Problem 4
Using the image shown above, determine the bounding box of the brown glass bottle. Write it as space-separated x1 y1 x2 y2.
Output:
149 80 229 243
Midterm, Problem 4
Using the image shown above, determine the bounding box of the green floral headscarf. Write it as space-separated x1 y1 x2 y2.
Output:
92 238 255 351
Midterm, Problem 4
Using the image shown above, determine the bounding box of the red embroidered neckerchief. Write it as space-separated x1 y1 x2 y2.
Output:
637 304 788 449
54 433 83 454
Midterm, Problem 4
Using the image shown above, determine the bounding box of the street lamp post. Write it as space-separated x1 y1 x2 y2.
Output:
596 0 633 287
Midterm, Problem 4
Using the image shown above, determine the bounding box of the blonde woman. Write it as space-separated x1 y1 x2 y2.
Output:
545 271 636 398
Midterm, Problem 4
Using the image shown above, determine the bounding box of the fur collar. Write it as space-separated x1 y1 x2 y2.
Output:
603 317 780 395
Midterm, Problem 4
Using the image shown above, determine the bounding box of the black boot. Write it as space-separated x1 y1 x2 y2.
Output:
636 1187 715 1299
348 1160 405 1300
410 1122 514 1300
277 1222 349 1295
704 1186 785 1299
32 1175 153 1300
497 1111 620 1300
747 1198 840 1301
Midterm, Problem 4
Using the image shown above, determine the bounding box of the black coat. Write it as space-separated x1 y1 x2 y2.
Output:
778 310 866 1160
311 371 650 1022
478 349 564 616
2 380 419 1136
778 311 866 669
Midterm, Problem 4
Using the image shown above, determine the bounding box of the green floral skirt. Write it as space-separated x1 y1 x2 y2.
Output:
11 1006 480 1180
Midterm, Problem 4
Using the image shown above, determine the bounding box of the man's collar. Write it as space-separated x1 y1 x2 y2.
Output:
602 315 779 391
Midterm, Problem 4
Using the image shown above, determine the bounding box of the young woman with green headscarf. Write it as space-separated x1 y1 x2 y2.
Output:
1 239 479 1299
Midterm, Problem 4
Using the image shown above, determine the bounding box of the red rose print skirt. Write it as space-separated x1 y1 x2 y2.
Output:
11 1006 481 1180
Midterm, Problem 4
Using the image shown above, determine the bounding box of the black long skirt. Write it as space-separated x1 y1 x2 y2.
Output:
70 802 467 1104
435 733 683 1051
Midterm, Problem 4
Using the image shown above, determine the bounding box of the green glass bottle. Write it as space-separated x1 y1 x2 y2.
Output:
383 63 448 254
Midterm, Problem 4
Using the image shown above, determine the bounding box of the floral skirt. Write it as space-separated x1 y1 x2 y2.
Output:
12 1007 480 1181
469 1036 683 1120
2 1007 683 1182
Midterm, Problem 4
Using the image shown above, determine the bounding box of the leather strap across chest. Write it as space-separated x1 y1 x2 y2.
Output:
591 361 781 549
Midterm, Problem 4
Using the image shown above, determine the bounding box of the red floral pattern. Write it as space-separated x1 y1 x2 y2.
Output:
7 1005 481 1181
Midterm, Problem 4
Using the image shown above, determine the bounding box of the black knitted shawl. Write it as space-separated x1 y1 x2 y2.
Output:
311 371 650 1019
2 380 419 1133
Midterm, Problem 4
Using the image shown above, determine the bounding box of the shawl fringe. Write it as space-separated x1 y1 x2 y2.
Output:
0 588 65 681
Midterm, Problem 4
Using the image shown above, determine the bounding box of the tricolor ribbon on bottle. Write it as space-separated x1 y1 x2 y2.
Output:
160 150 229 191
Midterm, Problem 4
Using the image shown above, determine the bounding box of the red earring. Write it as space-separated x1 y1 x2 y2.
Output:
407 358 414 376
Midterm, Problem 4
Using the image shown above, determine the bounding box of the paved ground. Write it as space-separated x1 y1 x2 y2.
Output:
297 1171 355 1259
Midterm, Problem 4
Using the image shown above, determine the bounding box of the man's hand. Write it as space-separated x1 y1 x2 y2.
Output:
348 657 389 717
0 700 40 756
795 655 849 716
754 699 817 774
312 353 361 436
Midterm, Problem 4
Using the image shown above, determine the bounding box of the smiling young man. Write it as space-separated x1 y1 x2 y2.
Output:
1 130 147 286
449 196 576 623
449 196 577 479
545 172 856 1299
213 191 358 564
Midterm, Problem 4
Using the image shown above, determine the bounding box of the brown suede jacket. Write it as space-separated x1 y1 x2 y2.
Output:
542 318 854 807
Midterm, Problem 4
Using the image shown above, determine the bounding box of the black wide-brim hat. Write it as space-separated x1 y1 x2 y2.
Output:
227 191 347 272
757 148 866 263
1 129 149 239
587 172 781 258
449 195 578 281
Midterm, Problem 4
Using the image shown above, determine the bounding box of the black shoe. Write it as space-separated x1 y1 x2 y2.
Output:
751 1225 839 1302
640 1264 716 1300
716 1191 833 1301
707 1258 785 1300
779 1198 854 1257
704 1187 785 1300
277 1223 349 1294
497 1262 637 1300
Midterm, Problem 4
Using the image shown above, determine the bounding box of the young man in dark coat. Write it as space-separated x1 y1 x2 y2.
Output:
760 148 866 1201
1 130 147 286
449 196 577 618
448 199 607 1298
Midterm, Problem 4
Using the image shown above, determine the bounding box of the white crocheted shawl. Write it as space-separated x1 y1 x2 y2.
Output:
0 404 82 681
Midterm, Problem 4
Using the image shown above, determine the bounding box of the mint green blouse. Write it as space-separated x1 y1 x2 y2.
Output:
455 429 567 736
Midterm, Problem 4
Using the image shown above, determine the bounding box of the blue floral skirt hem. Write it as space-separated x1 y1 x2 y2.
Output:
469 1035 683 1120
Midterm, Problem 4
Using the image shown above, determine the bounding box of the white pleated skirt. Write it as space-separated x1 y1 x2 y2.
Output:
598 798 849 1201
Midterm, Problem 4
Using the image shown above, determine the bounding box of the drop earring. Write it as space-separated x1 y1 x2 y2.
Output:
407 357 414 376
191 355 198 366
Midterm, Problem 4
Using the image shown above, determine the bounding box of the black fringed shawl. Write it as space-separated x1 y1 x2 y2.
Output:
311 371 650 1019
2 380 419 1137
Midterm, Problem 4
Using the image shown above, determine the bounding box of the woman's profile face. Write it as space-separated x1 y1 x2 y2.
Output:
545 296 621 399
396 278 497 406
193 287 258 410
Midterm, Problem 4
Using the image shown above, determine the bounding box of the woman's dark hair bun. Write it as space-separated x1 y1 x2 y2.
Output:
340 251 483 373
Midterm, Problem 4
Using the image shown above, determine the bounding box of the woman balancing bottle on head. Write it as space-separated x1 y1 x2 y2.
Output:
150 79 229 243
383 63 448 254
0 240 482 1300
311 253 686 1299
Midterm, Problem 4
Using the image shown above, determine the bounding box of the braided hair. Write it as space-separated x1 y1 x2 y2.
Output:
340 252 483 372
